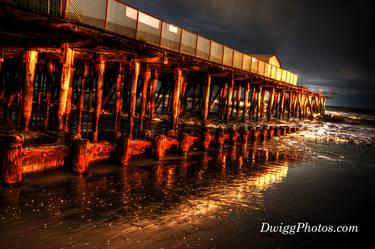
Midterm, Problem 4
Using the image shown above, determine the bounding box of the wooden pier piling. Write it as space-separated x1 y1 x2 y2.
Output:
235 84 241 119
250 87 256 120
220 83 228 121
242 82 250 121
114 62 124 132
140 65 151 134
148 68 158 130
118 136 132 166
23 50 38 131
179 133 194 157
202 73 211 125
72 138 90 174
256 87 262 121
58 44 74 131
129 60 140 139
44 60 53 130
171 67 182 130
279 90 285 119
153 134 167 161
76 62 88 135
226 76 234 123
1 134 24 184
260 88 266 120
93 58 105 141
268 88 275 121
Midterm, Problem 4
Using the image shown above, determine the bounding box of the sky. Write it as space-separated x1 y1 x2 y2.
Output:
122 0 374 109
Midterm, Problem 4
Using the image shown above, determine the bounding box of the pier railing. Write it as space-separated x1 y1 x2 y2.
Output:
1 0 298 85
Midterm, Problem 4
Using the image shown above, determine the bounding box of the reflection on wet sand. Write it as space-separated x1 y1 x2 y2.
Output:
0 141 302 248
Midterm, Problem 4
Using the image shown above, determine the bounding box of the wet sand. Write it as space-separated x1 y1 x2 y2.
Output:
1 132 374 248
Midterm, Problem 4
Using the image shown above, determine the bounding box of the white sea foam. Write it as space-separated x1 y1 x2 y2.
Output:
155 106 375 147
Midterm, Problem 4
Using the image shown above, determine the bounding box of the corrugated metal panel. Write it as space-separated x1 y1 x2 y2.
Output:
161 22 181 51
66 0 107 29
223 46 233 67
276 68 282 81
181 30 197 56
250 57 258 74
286 71 291 84
293 74 298 85
210 41 223 64
243 54 250 72
258 60 265 76
271 66 277 79
264 63 271 77
8 0 300 84
107 1 137 39
137 11 161 45
233 50 243 69
281 70 286 82
197 36 210 59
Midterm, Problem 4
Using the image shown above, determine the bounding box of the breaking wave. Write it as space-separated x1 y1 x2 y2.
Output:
292 106 375 147
157 105 375 147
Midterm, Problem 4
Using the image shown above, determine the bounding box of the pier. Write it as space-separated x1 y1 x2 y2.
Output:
0 0 328 184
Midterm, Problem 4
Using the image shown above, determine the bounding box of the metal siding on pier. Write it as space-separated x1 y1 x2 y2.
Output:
265 63 271 77
181 30 197 56
251 57 259 74
137 11 161 45
276 68 282 81
258 60 265 76
223 46 234 67
1 0 299 85
66 0 107 29
243 54 251 72
271 66 277 79
233 50 243 69
210 41 224 64
107 1 137 38
281 70 287 82
293 74 298 85
161 23 181 51
197 36 210 59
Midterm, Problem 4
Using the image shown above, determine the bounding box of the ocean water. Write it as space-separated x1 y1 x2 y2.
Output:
0 106 374 248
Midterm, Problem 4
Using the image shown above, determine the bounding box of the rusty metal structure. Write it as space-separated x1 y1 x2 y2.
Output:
0 0 328 184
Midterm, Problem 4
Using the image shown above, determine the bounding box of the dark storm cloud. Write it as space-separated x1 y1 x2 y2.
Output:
122 0 374 108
